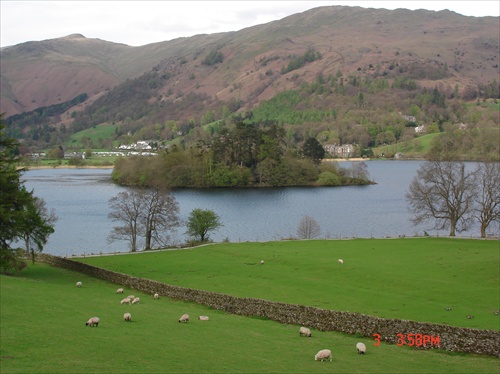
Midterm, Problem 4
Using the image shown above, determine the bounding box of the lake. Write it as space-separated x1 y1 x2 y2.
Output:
20 161 492 256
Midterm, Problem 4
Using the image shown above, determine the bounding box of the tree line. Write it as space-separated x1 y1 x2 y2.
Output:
111 121 372 188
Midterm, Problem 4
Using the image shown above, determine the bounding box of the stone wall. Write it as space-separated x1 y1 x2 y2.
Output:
39 253 500 357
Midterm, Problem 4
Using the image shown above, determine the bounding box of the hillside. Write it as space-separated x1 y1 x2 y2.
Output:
1 5 499 160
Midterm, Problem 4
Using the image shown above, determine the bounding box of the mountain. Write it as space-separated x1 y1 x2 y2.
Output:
1 5 498 161
1 6 498 117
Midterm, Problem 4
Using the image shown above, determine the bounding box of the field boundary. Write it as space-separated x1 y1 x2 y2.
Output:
39 253 500 357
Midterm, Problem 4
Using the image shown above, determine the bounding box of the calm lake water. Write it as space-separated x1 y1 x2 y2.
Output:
21 161 492 256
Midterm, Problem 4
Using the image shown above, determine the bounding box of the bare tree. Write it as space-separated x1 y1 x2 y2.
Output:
141 187 180 250
297 215 321 239
108 190 143 252
108 188 180 251
473 162 500 238
406 160 475 236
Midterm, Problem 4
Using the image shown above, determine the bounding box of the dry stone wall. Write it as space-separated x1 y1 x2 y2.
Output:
39 253 500 357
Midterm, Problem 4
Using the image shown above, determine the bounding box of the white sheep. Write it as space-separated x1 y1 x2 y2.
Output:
314 349 332 362
260 260 265 264
127 295 135 300
76 281 82 288
116 288 124 294
198 316 209 321
153 293 159 299
299 326 312 337
120 298 131 305
179 313 189 323
123 313 132 322
356 342 366 355
85 317 100 327
338 259 343 264
132 297 140 304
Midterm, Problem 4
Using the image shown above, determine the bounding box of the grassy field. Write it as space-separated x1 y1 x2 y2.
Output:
67 123 118 148
1 262 499 374
372 133 439 158
76 238 500 331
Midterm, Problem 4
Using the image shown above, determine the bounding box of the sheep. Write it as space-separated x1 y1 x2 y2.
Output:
153 293 159 299
116 288 124 294
123 313 132 322
127 295 135 300
260 260 265 264
76 281 82 288
198 316 209 321
120 298 131 305
299 326 312 337
131 297 140 304
356 342 366 355
338 259 343 264
314 349 332 362
179 314 189 323
85 317 100 327
466 315 474 319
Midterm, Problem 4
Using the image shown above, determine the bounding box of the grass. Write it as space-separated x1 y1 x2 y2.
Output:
76 238 500 331
1 261 499 373
68 123 118 147
372 133 439 158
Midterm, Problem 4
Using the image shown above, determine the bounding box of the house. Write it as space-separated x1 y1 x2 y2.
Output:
324 144 355 158
415 125 426 133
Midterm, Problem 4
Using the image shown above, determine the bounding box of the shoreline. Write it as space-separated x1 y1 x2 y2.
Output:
19 165 115 170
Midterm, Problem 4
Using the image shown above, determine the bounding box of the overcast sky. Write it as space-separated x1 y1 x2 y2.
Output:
1 1 499 48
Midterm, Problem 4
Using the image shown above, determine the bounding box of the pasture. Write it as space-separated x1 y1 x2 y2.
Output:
77 238 500 331
1 262 499 373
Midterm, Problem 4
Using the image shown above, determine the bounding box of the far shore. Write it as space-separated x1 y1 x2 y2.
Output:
19 158 371 171
19 164 115 170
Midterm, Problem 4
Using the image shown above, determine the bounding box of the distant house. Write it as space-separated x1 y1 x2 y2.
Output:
402 115 416 123
324 144 355 158
415 125 426 133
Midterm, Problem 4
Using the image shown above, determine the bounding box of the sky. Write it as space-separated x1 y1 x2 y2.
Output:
1 1 499 48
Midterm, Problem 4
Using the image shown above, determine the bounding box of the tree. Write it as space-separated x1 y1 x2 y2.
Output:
297 215 321 239
108 190 143 252
19 196 58 264
302 137 325 165
1 114 56 273
108 188 180 251
186 208 222 242
405 160 475 236
140 187 180 250
473 162 500 238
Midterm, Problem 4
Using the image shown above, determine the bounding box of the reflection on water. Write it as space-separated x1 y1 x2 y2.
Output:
20 161 490 257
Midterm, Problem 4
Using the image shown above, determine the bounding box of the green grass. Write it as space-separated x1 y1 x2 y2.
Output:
68 123 118 147
1 262 499 373
372 133 439 158
77 238 500 331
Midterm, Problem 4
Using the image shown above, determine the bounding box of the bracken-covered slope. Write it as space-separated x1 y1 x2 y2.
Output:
1 5 498 117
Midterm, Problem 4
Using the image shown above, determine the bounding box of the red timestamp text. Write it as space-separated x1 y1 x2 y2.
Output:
373 333 440 347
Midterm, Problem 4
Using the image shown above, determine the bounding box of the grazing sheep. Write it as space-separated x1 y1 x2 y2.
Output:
260 260 265 264
466 315 474 319
445 307 452 311
127 295 135 301
356 342 366 355
494 310 500 315
314 349 332 362
153 293 159 299
179 314 189 323
120 298 131 305
198 316 209 321
123 313 132 322
132 297 140 304
116 288 124 294
299 326 312 337
85 317 100 327
76 281 82 288
338 259 343 264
